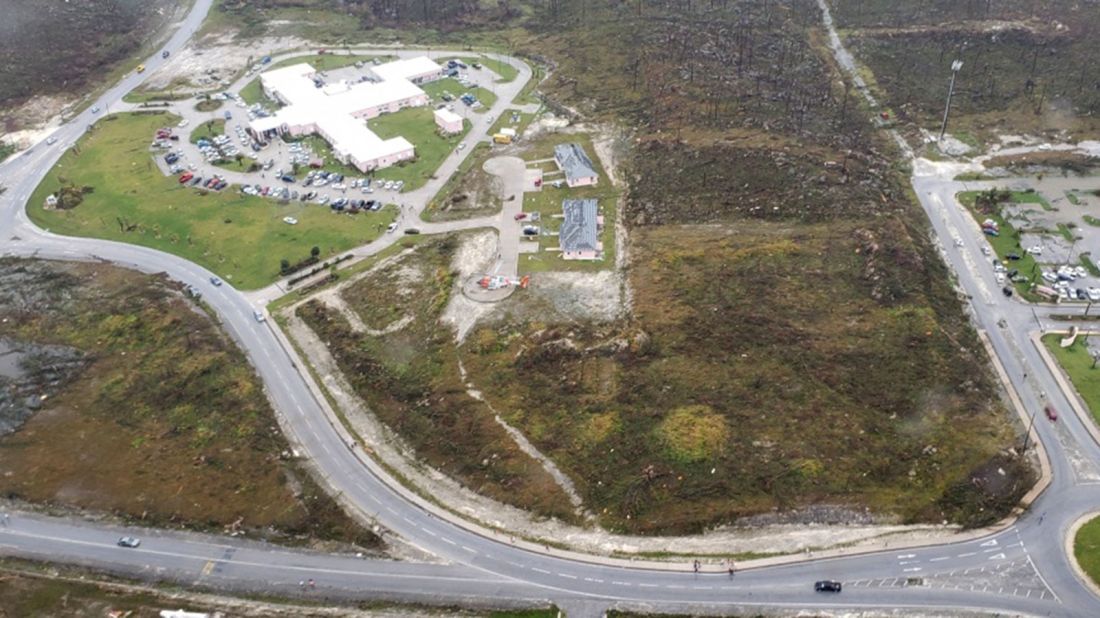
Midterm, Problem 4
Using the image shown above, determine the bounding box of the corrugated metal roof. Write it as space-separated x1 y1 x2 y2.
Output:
560 198 599 253
554 143 597 184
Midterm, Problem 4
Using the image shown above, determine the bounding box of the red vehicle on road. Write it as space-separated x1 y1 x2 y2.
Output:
1045 405 1058 422
514 213 527 221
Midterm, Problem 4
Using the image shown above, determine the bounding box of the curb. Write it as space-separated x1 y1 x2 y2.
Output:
259 308 1055 573
1031 330 1100 449
1064 512 1100 600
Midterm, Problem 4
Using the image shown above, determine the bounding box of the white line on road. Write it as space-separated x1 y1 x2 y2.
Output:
929 556 949 562
896 554 916 559
957 552 976 558
558 573 576 579
903 568 922 573
531 567 550 574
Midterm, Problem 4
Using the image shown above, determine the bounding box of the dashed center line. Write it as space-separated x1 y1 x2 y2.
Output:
957 552 976 558
531 567 550 574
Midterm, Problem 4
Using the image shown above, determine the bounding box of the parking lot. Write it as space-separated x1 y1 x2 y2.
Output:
971 176 1100 303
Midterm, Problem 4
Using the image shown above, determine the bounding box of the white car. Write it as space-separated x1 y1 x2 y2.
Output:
1075 266 1088 278
178 119 189 128
45 136 57 145
1088 288 1100 302
1038 143 1053 151
981 246 991 256
386 222 398 233
1027 246 1043 255
283 216 298 225
1042 272 1058 284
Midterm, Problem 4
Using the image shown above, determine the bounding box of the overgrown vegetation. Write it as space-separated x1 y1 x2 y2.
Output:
0 0 175 112
296 236 578 522
831 0 1100 143
0 259 379 549
225 0 1028 532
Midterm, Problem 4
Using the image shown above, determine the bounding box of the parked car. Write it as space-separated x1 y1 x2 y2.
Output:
178 172 193 183
117 537 141 548
404 228 421 235
1002 286 1013 297
814 580 842 593
1045 405 1058 421
387 222 398 233
514 213 527 221
283 216 298 225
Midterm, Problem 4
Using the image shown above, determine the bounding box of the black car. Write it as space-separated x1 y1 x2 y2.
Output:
404 228 421 235
1003 286 1013 297
1007 252 1021 260
814 580 842 593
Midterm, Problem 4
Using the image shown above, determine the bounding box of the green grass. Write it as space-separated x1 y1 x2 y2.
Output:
1058 223 1078 242
1082 254 1100 277
490 112 536 138
1045 334 1100 427
1075 515 1100 590
27 112 395 289
422 77 497 112
1085 215 1100 227
189 119 226 143
122 90 193 104
238 76 267 106
195 98 224 112
516 133 618 274
957 191 1042 299
1068 191 1082 206
368 107 469 191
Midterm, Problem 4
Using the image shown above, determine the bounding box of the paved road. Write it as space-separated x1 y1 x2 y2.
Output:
2 0 1100 615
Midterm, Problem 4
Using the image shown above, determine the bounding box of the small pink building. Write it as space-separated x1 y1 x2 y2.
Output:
434 108 464 135
554 143 599 188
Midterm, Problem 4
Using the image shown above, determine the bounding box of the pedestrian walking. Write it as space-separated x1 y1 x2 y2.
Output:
1 513 8 526
692 560 700 573
308 578 316 589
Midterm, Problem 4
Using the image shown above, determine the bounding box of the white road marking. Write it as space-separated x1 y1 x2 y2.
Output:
929 556 949 562
903 568 922 573
896 554 916 559
558 573 576 580
980 539 998 547
440 537 457 546
987 553 1006 560
531 567 550 574
460 545 477 554
612 581 631 586
957 552 976 558
637 583 658 588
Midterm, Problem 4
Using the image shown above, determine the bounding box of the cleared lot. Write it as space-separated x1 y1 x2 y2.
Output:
28 111 395 289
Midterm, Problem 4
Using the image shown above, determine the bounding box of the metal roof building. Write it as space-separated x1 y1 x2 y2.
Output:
553 143 599 187
560 198 602 260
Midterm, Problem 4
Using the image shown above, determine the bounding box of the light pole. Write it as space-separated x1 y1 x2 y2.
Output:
938 59 963 142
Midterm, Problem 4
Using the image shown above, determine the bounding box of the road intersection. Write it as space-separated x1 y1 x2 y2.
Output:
1 0 1100 615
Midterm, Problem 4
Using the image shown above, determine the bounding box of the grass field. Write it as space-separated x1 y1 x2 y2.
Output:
1043 335 1100 427
1075 515 1100 589
368 107 469 191
27 112 394 289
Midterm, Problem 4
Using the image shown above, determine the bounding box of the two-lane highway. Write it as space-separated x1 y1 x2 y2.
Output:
3 0 1100 615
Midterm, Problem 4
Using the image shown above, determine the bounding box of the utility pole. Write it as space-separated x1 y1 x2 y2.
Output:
938 60 964 142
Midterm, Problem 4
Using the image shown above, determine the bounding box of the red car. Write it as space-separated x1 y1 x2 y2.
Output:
1045 405 1058 422
514 213 527 221
178 172 193 184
